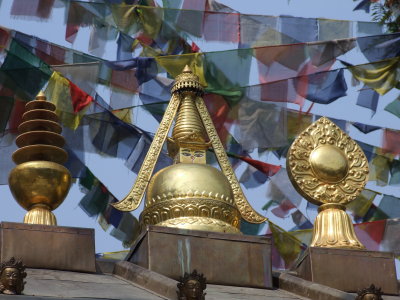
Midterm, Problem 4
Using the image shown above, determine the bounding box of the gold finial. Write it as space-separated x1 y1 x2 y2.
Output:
36 90 46 101
183 64 192 73
287 117 369 249
8 93 72 226
171 65 204 95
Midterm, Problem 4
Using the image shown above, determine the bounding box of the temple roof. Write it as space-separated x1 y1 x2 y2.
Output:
0 268 309 300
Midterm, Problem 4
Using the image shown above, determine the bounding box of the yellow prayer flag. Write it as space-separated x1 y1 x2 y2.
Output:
369 155 391 186
290 229 313 246
137 6 162 39
112 108 133 124
347 57 400 95
156 53 207 87
269 221 302 265
101 250 129 260
110 4 138 34
45 71 85 130
346 189 378 217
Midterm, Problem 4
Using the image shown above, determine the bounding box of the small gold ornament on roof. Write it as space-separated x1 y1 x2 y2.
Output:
356 284 383 300
0 257 27 295
8 92 72 226
177 269 206 300
287 117 369 249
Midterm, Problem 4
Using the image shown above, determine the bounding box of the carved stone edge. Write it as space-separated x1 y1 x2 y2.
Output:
272 271 354 300
113 261 177 300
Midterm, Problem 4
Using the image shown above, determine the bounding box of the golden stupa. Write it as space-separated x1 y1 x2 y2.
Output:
112 65 266 233
8 92 71 226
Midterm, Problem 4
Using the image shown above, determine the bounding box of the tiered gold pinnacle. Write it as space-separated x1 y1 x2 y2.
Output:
8 91 71 226
287 117 369 249
112 65 267 233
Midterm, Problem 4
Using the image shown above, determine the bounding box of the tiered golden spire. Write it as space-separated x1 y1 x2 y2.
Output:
8 92 71 226
172 95 207 143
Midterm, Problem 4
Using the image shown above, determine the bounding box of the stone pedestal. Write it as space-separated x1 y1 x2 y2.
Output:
126 225 272 289
294 247 398 295
0 222 96 273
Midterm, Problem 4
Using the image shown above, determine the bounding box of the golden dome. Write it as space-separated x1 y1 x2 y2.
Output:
140 163 241 233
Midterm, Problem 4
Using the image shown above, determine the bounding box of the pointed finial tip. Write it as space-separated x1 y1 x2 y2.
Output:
36 90 47 101
183 65 192 73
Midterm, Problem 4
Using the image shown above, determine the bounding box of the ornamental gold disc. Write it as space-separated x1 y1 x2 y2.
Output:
287 117 369 206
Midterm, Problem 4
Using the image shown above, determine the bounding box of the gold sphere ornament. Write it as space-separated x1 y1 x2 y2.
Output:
287 117 369 249
8 92 71 226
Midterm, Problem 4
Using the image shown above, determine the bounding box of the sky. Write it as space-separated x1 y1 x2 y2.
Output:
0 0 397 255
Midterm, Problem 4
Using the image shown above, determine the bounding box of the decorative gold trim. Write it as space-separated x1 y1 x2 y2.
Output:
287 117 368 249
140 198 240 229
195 96 267 224
287 117 369 206
112 93 181 211
158 217 241 234
311 203 364 249
146 189 235 206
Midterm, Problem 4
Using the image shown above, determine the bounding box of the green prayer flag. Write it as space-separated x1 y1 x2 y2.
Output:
0 96 14 132
79 167 96 192
389 160 400 186
385 96 400 118
79 183 109 217
240 219 263 235
204 49 253 104
1 40 52 100
346 189 378 218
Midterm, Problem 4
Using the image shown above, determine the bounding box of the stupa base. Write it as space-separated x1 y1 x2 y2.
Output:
294 247 398 295
126 225 272 289
0 222 96 273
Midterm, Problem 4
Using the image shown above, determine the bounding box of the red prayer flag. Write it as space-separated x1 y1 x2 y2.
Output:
8 98 26 133
203 12 240 42
204 93 234 144
35 40 65 65
191 42 200 53
68 80 94 113
383 129 400 155
110 69 139 93
237 155 281 177
354 219 386 251
271 199 296 218
0 27 10 49
11 0 54 19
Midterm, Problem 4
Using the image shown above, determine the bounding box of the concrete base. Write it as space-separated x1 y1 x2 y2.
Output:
0 222 96 273
126 225 272 289
294 247 398 295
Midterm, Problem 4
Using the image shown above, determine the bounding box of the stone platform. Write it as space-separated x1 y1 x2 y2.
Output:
0 222 96 273
294 247 398 295
126 225 272 289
